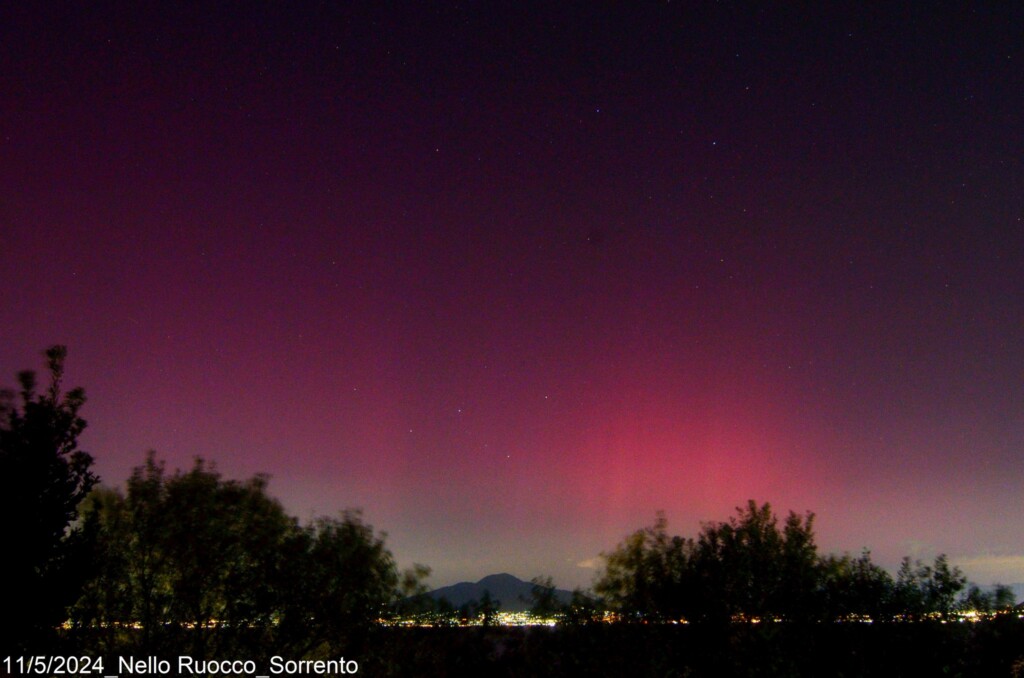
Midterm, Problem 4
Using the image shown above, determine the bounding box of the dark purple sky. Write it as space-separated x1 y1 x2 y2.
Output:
2 2 1022 589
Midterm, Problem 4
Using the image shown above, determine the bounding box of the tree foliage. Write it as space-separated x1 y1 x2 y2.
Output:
595 502 976 624
819 549 894 620
74 454 424 659
478 590 500 627
529 576 561 617
891 554 968 620
692 501 819 622
958 583 1015 614
0 346 97 651
595 512 692 621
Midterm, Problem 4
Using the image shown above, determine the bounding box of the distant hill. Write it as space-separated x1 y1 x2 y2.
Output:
422 573 573 612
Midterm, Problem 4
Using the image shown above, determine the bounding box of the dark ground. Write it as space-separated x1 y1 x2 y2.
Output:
357 619 1024 677
56 617 1024 677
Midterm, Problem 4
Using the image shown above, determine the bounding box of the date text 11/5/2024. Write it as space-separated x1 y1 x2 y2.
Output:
3 656 360 676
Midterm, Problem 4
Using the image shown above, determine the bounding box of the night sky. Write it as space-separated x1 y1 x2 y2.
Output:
2 3 1022 590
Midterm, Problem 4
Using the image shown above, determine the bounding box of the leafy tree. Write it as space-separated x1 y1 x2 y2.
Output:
75 454 420 660
961 584 994 613
392 563 434 617
893 556 927 619
924 554 967 619
819 549 894 621
288 510 403 655
0 346 97 651
992 584 1018 611
777 509 821 620
892 554 966 620
529 575 561 618
929 557 966 618
692 501 820 623
457 600 478 626
594 502 992 627
478 589 500 627
596 502 823 623
562 588 601 626
526 576 600 625
399 563 433 600
74 454 302 658
595 512 693 621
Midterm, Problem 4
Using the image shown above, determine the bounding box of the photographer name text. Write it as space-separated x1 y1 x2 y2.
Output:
3 655 359 676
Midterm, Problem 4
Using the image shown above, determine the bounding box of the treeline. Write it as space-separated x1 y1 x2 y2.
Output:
0 348 427 658
71 455 428 661
4 347 1023 676
591 504 1016 624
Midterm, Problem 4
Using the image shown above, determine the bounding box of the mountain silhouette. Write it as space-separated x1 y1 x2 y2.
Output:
423 573 572 612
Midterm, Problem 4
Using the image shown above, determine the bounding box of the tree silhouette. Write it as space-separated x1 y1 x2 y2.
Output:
595 511 693 622
820 549 894 621
960 584 1008 614
991 584 1017 611
75 454 420 660
457 600 478 626
74 454 302 658
596 502 979 625
0 346 97 652
529 575 561 618
562 588 601 626
925 554 968 619
690 501 819 623
291 510 403 654
478 590 500 627
892 555 967 620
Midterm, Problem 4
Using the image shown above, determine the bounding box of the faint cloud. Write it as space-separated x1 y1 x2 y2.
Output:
954 554 1024 584
576 557 603 570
